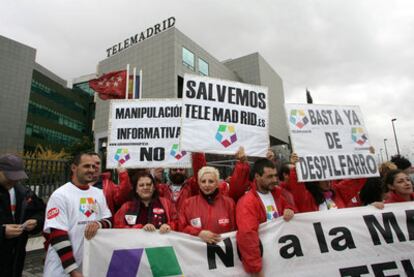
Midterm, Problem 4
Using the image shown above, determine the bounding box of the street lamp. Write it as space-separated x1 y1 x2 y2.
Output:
391 118 400 156
383 138 389 161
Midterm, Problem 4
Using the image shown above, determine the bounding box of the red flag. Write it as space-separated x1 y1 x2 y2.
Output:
89 70 127 100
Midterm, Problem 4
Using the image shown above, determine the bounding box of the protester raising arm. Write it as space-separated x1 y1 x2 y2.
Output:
287 153 347 213
228 147 251 202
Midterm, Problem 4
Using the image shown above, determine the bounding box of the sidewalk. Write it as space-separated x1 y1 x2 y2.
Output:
23 236 45 277
23 249 44 277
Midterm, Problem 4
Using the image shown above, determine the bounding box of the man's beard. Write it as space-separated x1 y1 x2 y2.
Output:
170 173 186 185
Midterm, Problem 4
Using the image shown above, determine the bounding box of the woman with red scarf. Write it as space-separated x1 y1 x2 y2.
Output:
114 172 177 232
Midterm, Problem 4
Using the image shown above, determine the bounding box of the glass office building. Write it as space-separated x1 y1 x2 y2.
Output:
24 64 93 152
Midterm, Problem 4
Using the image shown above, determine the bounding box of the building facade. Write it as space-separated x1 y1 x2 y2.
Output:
0 35 36 154
0 35 93 154
93 27 288 153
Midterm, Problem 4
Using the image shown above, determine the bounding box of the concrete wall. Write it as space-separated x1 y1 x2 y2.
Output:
224 53 288 144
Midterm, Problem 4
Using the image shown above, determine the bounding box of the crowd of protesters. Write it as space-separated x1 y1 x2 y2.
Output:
0 150 413 277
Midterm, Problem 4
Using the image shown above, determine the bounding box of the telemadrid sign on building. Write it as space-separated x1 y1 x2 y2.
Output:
106 16 176 58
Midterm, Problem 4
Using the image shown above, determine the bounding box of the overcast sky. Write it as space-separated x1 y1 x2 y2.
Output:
1 0 413 162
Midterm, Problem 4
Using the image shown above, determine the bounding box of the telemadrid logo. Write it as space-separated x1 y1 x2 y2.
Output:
114 148 131 164
106 246 183 277
170 144 187 160
289 109 309 129
215 124 237 148
351 127 368 145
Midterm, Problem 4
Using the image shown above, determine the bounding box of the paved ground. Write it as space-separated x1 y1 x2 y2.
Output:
23 249 45 277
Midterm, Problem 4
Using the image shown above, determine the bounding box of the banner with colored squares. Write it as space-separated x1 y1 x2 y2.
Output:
107 99 191 169
83 203 413 277
285 103 379 181
180 74 269 157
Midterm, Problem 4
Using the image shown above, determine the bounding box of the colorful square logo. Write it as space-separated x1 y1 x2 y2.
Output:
170 144 187 160
79 197 97 218
215 124 237 148
114 148 131 164
351 127 367 145
289 109 309 129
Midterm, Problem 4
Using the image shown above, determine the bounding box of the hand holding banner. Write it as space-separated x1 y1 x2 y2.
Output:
83 203 414 276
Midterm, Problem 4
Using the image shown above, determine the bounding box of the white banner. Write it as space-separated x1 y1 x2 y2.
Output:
285 103 379 181
83 203 414 277
180 74 269 157
107 99 191 168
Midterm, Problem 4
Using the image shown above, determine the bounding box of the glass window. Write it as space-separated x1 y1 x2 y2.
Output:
25 125 33 136
182 47 194 70
198 58 209 76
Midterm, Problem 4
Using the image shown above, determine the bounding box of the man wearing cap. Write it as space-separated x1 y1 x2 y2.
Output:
0 153 45 277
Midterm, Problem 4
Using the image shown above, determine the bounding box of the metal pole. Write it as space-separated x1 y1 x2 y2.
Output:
383 138 389 161
391 118 400 156
380 148 384 163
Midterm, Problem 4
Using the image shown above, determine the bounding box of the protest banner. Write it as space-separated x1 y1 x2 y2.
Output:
83 203 414 277
106 99 191 168
285 104 379 181
180 74 269 157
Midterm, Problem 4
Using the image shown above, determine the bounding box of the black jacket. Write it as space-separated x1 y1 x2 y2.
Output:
0 183 45 277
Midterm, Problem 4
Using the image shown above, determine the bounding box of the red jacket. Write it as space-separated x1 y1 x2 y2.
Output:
236 181 296 273
228 161 296 207
332 178 367 207
157 182 194 213
228 161 251 202
113 197 177 230
178 193 236 236
385 191 414 203
157 152 206 212
101 171 132 215
285 168 366 213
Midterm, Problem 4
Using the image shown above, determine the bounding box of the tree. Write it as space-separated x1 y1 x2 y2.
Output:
66 136 95 157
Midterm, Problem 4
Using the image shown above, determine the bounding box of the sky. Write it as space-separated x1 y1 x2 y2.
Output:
1 0 413 162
